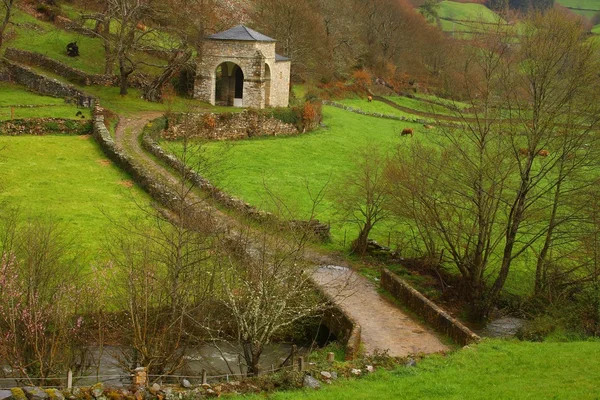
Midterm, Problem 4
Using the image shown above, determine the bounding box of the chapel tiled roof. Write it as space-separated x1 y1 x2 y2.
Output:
207 25 276 42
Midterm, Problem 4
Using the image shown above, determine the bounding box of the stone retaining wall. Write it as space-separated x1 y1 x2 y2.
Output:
4 48 115 86
323 100 435 125
163 111 298 141
3 48 146 90
2 59 95 107
0 118 91 135
92 108 181 210
381 268 480 346
142 134 330 242
321 302 362 360
0 63 9 81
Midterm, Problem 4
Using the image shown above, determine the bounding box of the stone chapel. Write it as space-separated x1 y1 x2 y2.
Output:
194 25 291 109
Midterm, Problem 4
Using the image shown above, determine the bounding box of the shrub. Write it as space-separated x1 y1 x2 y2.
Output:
268 107 299 126
301 101 322 132
44 121 61 132
201 113 217 130
352 69 372 88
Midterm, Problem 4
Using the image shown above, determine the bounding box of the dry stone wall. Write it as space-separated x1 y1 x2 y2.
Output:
2 59 95 107
0 118 91 135
3 48 146 89
381 268 480 346
163 111 298 141
142 132 330 242
92 108 183 210
4 48 115 86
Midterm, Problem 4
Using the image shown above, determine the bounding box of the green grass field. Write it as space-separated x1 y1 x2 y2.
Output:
245 340 600 400
5 9 108 74
556 0 600 18
3 8 167 77
168 105 545 296
0 135 149 256
167 106 421 242
0 82 92 120
337 98 420 119
437 1 504 34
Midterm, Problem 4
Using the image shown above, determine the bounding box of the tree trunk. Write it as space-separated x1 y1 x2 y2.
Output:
351 223 372 256
534 172 563 297
119 58 132 96
103 17 113 75
0 0 15 48
484 156 534 318
143 50 192 102
243 340 262 377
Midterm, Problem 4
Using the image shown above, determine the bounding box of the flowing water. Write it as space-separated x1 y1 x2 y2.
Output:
0 343 299 388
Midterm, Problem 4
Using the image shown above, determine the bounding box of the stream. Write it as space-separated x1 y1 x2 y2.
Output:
0 343 299 388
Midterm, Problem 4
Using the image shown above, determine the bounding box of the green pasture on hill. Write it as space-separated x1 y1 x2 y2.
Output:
437 1 504 34
556 0 600 18
168 105 565 296
3 8 166 76
245 340 600 400
0 135 150 257
5 9 107 74
167 105 419 244
336 98 422 120
0 82 92 120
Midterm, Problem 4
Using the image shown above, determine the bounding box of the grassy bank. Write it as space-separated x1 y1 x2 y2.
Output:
0 135 150 256
245 340 600 400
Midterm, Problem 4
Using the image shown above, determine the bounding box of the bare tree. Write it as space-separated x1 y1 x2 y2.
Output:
213 223 327 377
334 146 390 256
0 0 15 48
0 212 89 385
108 119 220 376
386 12 600 319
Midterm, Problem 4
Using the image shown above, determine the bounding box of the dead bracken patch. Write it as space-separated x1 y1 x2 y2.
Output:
78 134 92 140
97 159 112 167
118 180 134 188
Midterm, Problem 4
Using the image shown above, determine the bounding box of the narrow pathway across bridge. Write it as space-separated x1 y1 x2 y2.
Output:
114 114 450 358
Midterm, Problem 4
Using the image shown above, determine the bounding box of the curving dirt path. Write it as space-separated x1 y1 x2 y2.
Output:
114 113 450 358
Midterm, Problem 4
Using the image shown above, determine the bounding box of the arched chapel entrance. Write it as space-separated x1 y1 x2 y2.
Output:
215 62 244 107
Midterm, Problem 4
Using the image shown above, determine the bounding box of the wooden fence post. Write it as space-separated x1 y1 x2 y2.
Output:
67 369 73 390
201 369 207 385
327 352 335 363
298 357 304 372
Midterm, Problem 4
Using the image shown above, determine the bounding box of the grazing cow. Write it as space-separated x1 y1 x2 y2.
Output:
401 128 414 137
136 22 147 31
367 95 373 102
537 149 550 157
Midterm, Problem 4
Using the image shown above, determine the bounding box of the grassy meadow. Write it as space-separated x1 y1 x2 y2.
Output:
0 135 150 257
168 105 421 241
167 103 556 295
0 82 93 120
245 340 600 400
555 0 600 17
437 1 504 35
336 98 420 119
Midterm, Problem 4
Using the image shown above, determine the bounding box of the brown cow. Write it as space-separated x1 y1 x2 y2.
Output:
401 128 414 137
537 149 550 157
367 95 373 102
136 22 147 31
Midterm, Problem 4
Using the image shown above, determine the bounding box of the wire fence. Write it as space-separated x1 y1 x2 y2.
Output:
0 357 307 389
